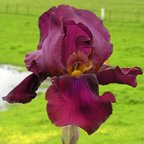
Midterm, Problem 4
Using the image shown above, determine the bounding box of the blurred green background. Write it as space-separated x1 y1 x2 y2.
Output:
0 0 143 144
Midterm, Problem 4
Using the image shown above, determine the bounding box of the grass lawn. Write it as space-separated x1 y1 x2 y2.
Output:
0 0 144 144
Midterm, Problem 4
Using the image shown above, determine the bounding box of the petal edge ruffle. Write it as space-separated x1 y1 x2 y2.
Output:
97 65 143 87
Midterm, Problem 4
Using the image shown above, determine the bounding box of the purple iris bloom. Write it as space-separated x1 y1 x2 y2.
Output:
3 5 142 135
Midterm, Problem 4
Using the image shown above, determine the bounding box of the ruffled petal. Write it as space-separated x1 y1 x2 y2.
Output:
97 65 143 87
41 11 66 76
62 23 92 66
3 73 48 104
55 5 112 69
25 50 50 75
37 5 112 75
46 74 115 134
38 7 56 49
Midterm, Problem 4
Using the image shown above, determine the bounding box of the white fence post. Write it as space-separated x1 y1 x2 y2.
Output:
101 7 105 20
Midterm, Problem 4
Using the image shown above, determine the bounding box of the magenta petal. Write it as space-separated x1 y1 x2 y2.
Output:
56 5 112 67
41 12 66 76
3 73 47 104
97 65 143 87
36 5 112 75
46 74 115 134
38 7 56 49
25 50 49 75
100 92 116 103
62 24 92 65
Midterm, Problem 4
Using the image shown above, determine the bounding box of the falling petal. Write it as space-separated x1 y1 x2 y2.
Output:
97 65 143 87
3 73 48 104
46 74 115 134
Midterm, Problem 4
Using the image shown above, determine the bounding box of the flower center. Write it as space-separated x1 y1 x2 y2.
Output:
71 63 82 78
68 61 93 78
71 70 82 78
66 51 93 78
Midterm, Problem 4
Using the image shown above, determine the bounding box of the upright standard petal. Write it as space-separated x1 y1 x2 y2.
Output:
30 5 112 76
41 12 66 76
3 73 48 104
97 65 143 87
25 50 50 75
38 7 56 49
25 8 65 76
55 5 113 69
62 24 92 66
46 74 115 134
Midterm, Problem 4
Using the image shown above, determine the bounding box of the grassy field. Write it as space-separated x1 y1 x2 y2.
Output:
0 0 144 21
0 0 144 144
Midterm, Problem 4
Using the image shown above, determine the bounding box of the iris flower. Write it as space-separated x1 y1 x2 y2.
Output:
3 5 142 135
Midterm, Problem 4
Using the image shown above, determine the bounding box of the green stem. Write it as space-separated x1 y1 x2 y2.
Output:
62 125 80 144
